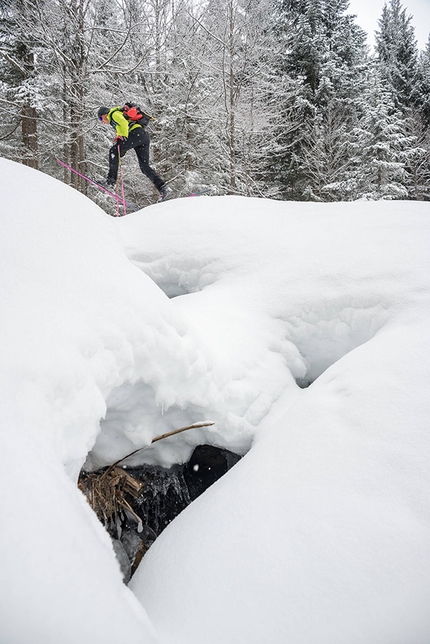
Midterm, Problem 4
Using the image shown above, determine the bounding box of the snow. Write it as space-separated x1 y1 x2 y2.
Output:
1 157 430 642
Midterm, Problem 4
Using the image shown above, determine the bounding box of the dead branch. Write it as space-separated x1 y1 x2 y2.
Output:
106 421 215 470
78 421 215 536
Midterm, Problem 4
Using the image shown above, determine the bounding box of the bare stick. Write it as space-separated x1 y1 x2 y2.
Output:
151 421 214 444
104 421 215 471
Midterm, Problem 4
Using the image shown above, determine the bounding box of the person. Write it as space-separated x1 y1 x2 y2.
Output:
97 105 172 202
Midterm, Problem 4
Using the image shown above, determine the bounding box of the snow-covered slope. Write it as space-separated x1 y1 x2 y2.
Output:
119 196 430 643
0 158 171 643
1 157 430 643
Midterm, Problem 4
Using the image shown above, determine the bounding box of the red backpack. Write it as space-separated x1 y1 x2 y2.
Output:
122 102 155 127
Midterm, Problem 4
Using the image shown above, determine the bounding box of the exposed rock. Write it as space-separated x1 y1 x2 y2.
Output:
79 445 241 580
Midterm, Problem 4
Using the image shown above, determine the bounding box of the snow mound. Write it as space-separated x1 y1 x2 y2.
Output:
1 156 430 643
0 158 174 643
117 196 425 389
124 198 430 643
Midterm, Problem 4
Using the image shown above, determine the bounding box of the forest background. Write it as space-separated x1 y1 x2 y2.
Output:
1 0 429 210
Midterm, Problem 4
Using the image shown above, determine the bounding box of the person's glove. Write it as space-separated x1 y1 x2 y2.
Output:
114 135 126 143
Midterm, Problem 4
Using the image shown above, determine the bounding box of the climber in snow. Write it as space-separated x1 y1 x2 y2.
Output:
97 104 172 202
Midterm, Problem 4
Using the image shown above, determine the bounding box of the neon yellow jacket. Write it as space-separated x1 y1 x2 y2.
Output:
107 107 142 138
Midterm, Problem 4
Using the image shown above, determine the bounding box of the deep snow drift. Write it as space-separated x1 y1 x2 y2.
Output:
120 196 430 643
1 157 430 643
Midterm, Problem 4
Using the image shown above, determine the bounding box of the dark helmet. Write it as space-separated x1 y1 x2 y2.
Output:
97 106 109 119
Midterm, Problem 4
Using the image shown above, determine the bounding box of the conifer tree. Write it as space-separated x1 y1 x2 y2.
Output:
354 70 415 200
418 36 430 127
403 37 430 200
268 0 369 200
375 0 420 112
375 1 429 200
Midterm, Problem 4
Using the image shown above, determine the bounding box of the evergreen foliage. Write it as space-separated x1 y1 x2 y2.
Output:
375 0 420 111
267 0 370 200
375 0 430 199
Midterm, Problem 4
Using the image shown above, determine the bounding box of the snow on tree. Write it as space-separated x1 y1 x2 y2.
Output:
353 70 415 200
0 0 41 168
375 0 420 112
418 35 430 128
375 1 429 200
0 0 428 205
267 0 370 201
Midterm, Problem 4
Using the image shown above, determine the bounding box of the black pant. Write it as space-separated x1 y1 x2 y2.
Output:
108 127 165 191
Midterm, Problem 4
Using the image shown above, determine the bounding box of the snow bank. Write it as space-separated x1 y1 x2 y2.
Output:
0 158 188 643
115 196 428 443
121 197 430 643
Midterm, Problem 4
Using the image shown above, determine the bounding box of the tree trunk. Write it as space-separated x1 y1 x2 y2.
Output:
227 0 237 192
21 103 38 169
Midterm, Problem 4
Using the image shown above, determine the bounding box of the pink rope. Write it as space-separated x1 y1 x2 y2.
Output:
56 158 128 209
115 176 120 217
118 145 127 217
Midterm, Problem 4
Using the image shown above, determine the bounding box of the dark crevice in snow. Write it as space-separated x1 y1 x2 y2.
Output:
277 300 388 389
296 377 313 389
128 256 218 298
79 445 241 583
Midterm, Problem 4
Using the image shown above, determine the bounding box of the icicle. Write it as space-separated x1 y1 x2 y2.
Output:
116 517 122 540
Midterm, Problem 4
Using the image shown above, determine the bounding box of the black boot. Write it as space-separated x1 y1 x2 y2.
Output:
96 177 116 189
157 184 173 202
